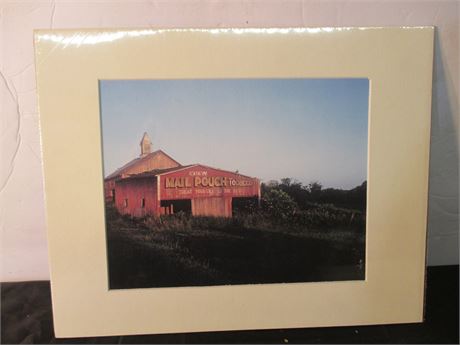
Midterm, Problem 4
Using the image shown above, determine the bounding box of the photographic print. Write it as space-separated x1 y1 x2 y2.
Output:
100 78 369 289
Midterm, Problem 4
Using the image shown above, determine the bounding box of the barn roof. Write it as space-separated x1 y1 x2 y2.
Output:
105 150 181 180
117 164 258 182
116 165 194 181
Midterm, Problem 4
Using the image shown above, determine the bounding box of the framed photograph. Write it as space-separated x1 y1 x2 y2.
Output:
35 27 434 337
101 77 368 290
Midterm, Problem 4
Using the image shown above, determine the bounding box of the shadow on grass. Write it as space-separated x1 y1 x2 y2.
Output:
106 207 365 289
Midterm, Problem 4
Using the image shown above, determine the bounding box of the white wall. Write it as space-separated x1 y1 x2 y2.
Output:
1 0 458 282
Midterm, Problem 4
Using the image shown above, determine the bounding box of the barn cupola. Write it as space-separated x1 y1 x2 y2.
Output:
140 132 152 157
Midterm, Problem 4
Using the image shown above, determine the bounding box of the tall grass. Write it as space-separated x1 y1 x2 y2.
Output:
137 202 365 237
106 202 366 289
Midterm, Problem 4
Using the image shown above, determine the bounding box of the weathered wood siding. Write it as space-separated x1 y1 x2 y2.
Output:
111 164 260 218
159 165 260 201
114 177 158 217
192 197 232 218
104 178 116 201
157 164 260 218
104 151 179 199
124 152 179 175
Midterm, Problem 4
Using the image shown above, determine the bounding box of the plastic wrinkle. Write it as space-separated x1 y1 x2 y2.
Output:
50 0 56 29
35 28 321 46
0 70 21 195
36 26 433 48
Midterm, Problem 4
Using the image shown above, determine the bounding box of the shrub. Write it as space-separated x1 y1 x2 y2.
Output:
262 188 297 220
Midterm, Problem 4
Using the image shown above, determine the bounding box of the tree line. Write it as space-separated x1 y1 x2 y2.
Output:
262 178 367 212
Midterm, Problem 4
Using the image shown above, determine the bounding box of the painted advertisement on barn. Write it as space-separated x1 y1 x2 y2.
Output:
159 165 260 200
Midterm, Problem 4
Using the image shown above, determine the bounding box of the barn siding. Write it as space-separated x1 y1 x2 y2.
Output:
104 178 116 201
104 151 179 200
110 164 260 219
192 197 232 218
159 165 260 201
115 177 158 217
123 152 179 175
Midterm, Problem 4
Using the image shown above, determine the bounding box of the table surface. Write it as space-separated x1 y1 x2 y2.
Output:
1 265 458 344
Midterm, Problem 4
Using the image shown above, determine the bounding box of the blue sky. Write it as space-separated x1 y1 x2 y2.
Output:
100 79 369 189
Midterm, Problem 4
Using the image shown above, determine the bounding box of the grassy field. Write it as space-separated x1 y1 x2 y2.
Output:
106 205 365 289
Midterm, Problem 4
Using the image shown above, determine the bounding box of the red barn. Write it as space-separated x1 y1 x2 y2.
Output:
104 133 260 218
104 133 180 202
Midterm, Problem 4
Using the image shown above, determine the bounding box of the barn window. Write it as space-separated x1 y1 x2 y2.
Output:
124 198 128 207
141 198 145 208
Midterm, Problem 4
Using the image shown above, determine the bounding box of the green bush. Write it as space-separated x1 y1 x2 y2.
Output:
261 188 297 220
